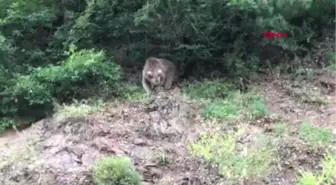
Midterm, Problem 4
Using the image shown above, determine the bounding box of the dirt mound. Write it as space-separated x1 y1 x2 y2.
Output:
0 91 220 185
1 74 335 185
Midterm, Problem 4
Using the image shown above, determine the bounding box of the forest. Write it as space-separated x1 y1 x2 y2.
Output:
0 0 335 185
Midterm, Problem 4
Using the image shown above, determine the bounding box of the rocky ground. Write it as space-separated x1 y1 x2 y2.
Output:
0 70 335 185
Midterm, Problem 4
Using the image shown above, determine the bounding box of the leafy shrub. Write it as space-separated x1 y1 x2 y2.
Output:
0 118 15 133
33 49 122 101
0 74 54 130
0 0 61 67
67 0 145 48
0 65 17 131
0 34 16 70
92 156 142 185
0 49 122 131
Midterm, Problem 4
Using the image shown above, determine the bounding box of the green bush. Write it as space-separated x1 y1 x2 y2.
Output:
0 0 61 67
33 49 122 101
0 34 16 70
92 156 142 185
0 48 122 131
0 74 54 130
132 0 335 74
1 0 334 78
66 0 145 48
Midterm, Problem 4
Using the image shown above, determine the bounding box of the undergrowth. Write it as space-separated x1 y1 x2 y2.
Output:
297 152 336 185
299 121 334 149
54 99 105 118
184 79 268 122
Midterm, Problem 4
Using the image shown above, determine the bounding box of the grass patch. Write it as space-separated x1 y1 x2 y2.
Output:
297 152 336 185
201 89 268 121
271 122 288 136
249 95 268 118
54 99 104 118
202 101 240 121
119 83 148 101
299 121 334 149
188 128 276 183
182 79 237 100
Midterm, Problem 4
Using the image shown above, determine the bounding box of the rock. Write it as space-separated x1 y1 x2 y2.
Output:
44 151 79 172
43 134 66 147
70 144 89 157
81 150 101 167
134 138 147 145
